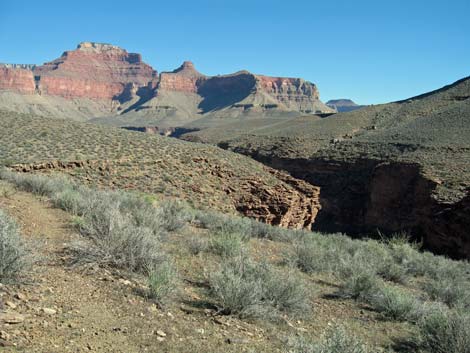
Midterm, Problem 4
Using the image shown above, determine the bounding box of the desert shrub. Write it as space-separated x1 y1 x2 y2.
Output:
0 209 30 282
196 211 252 235
368 284 422 321
69 202 164 272
261 267 310 315
360 240 408 283
208 255 309 319
51 188 86 215
423 276 470 309
209 232 247 257
147 261 178 304
290 234 353 274
291 326 369 353
416 308 470 353
337 265 380 300
154 199 190 232
0 170 70 196
187 236 208 255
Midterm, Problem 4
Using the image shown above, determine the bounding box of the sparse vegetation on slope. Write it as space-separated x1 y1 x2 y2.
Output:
0 209 30 283
1 171 470 352
182 77 470 259
0 109 320 229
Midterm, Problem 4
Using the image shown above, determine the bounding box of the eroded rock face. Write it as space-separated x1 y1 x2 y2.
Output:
32 42 158 100
0 42 333 117
0 65 35 94
219 148 470 258
255 75 320 110
9 159 321 230
158 61 204 93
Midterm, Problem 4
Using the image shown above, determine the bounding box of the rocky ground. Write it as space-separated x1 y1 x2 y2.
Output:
0 181 413 352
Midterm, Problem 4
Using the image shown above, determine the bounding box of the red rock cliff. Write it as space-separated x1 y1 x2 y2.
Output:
33 42 158 100
0 65 36 94
158 61 205 93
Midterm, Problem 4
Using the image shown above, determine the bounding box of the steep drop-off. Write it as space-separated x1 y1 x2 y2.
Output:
182 77 470 258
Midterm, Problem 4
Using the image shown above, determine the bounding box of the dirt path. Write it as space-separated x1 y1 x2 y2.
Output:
0 184 266 353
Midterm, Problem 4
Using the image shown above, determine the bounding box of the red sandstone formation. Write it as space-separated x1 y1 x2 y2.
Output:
0 65 36 94
158 61 204 93
0 41 332 114
256 75 319 100
33 42 158 100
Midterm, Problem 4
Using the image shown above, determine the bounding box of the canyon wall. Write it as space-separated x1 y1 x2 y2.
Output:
33 42 158 100
0 65 36 94
0 42 333 118
218 144 470 259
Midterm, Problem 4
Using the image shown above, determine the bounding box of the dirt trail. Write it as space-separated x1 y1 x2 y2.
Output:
0 184 261 353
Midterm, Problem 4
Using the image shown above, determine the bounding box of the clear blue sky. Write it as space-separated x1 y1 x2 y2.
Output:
1 0 469 104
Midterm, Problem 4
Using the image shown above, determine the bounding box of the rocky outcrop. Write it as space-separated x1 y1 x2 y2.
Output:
0 65 36 94
326 99 364 112
158 61 204 93
32 42 158 100
9 158 321 230
216 144 470 258
0 42 333 120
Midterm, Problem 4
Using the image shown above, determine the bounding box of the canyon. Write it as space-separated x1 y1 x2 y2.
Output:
1 42 468 259
181 76 470 258
0 42 333 124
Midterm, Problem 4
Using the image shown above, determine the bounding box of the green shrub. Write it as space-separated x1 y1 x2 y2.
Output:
338 266 380 300
0 209 30 282
291 326 369 353
69 202 164 272
290 234 349 274
196 211 252 236
51 188 86 215
368 284 422 321
147 261 178 304
209 232 247 257
155 199 190 232
187 236 208 255
416 309 470 353
423 276 470 308
208 255 309 319
0 171 70 196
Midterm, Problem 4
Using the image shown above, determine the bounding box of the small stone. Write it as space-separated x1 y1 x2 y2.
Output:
147 304 158 313
14 293 26 301
195 328 205 335
156 330 166 337
118 279 132 286
0 312 25 324
5 301 17 309
213 317 224 325
0 331 10 340
156 337 165 342
0 339 14 347
42 308 57 315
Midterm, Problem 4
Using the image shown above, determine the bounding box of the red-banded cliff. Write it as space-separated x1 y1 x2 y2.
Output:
0 42 333 121
157 61 204 93
33 42 158 100
0 65 36 94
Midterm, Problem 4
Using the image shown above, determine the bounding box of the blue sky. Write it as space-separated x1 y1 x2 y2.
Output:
1 0 469 104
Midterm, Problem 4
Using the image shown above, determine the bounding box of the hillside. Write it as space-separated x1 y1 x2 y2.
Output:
181 77 470 258
0 110 320 229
